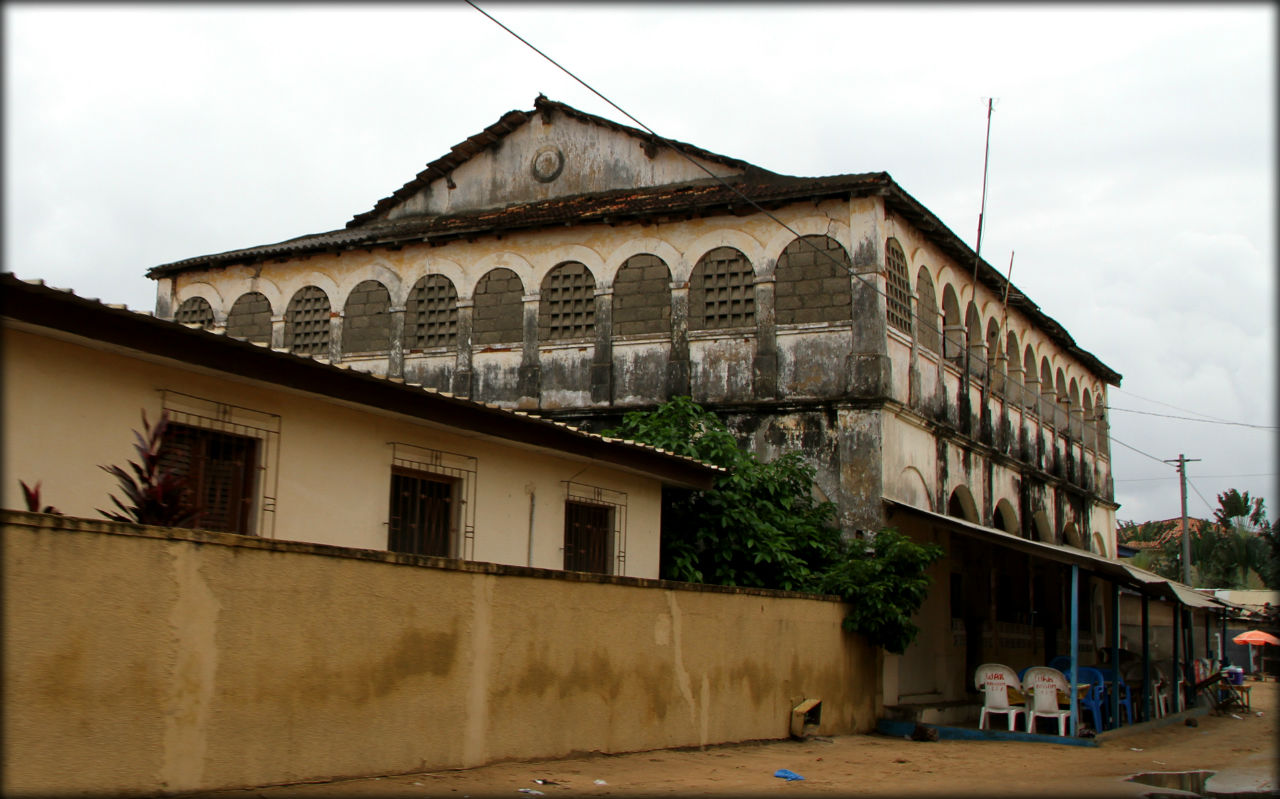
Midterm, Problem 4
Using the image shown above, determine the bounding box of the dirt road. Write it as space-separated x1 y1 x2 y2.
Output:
194 681 1277 798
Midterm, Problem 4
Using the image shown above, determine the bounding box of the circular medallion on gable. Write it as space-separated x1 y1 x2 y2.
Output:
531 145 565 183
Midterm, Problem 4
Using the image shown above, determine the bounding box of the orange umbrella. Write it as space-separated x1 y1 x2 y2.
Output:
1232 629 1280 646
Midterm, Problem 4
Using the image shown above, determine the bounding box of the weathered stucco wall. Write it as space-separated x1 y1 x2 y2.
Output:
2 512 878 795
1 327 665 577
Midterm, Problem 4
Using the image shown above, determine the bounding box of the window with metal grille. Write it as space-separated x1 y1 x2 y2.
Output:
473 268 524 345
160 423 258 534
342 280 391 355
612 253 671 337
158 390 280 537
174 297 215 329
775 236 851 325
226 292 272 344
915 268 940 353
388 469 458 557
284 286 331 355
884 239 913 335
562 482 626 575
406 275 458 349
539 262 596 341
690 247 754 330
388 443 476 560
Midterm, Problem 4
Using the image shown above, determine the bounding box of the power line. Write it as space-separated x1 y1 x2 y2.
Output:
1185 477 1217 515
1105 406 1277 430
1109 386 1246 425
1109 435 1176 468
1115 472 1277 482
465 1 1008 379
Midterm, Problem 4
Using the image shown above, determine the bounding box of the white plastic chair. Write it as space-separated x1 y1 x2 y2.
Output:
1153 665 1171 718
974 663 1025 731
1022 666 1072 736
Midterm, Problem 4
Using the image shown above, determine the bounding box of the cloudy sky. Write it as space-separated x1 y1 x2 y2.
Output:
5 4 1274 527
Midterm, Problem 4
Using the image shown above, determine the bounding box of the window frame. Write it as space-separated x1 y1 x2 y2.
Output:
388 443 477 560
562 482 627 575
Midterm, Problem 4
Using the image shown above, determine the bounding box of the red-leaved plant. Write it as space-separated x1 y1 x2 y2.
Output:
19 480 61 514
98 410 200 528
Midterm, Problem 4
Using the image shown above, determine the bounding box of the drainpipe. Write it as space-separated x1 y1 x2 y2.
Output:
526 485 536 567
1069 564 1079 735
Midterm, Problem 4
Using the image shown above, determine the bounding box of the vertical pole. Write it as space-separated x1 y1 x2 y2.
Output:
1164 453 1200 585
1172 606 1182 712
1111 582 1121 725
1141 594 1152 721
1069 564 1080 735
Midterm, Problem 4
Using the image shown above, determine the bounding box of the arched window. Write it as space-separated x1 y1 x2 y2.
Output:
284 286 331 356
538 262 596 341
941 285 963 362
994 499 1019 535
405 275 459 350
986 318 1002 388
775 235 851 325
947 485 979 523
226 292 272 344
473 268 525 345
1083 390 1096 449
689 247 754 330
884 238 912 335
174 296 215 329
915 268 940 353
965 303 983 374
342 280 391 355
612 254 671 336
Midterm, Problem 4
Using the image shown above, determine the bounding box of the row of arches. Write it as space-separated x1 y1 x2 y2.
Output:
881 237 1106 436
173 236 857 355
945 484 1106 555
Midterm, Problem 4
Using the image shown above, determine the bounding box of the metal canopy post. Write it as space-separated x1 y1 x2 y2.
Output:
1069 564 1080 735
1141 594 1152 721
1110 582 1121 726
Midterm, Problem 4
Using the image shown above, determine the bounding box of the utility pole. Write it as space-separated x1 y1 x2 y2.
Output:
1163 454 1201 585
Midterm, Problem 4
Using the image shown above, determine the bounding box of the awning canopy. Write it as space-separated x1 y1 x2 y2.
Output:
883 498 1234 613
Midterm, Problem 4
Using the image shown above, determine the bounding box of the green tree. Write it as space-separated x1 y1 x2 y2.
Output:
605 396 943 653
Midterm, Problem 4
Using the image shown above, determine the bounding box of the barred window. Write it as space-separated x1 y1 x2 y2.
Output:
174 297 215 329
612 254 671 337
884 238 913 335
538 262 596 341
389 443 476 560
406 275 459 349
690 247 754 330
473 268 524 345
226 292 272 344
562 482 627 575
158 390 280 538
284 286 331 356
775 235 851 325
341 280 391 355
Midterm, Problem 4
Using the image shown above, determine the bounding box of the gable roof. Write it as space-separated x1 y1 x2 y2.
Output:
347 95 770 229
0 272 721 490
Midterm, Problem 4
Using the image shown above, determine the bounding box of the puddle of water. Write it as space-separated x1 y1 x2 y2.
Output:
1127 769 1277 797
1127 770 1214 797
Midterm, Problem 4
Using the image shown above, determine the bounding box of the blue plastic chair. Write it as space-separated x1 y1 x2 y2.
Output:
1074 666 1110 731
1109 671 1135 726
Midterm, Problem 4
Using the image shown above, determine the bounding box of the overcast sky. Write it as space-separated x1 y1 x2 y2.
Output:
5 4 1275 527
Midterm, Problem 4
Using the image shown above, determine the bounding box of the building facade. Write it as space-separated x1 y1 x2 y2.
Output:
150 95 1122 560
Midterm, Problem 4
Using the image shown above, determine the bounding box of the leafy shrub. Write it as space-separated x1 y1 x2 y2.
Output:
99 410 200 528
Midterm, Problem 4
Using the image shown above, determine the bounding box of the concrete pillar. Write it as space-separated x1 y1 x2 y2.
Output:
388 306 405 379
667 281 690 397
270 315 285 350
752 274 778 400
518 294 541 406
328 312 343 364
453 299 474 398
154 277 174 319
591 288 613 404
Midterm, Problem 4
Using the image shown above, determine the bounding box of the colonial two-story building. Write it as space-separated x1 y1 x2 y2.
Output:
150 96 1121 565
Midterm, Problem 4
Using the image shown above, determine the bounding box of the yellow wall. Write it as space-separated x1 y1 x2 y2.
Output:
2 512 878 795
1 327 663 577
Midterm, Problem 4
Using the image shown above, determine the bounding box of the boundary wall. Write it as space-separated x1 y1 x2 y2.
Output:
2 511 877 795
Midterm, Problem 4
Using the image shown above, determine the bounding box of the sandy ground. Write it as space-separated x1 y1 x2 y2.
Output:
193 681 1278 799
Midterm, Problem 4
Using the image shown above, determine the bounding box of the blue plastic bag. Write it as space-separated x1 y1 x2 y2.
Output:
774 768 805 781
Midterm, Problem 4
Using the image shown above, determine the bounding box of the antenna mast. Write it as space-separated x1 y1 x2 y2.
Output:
970 98 995 287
